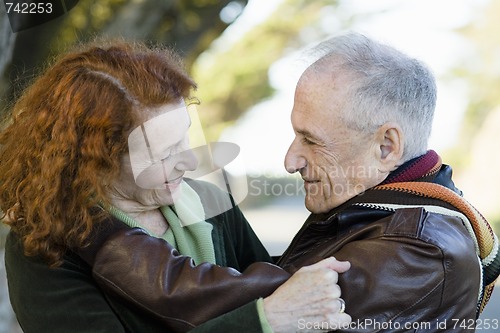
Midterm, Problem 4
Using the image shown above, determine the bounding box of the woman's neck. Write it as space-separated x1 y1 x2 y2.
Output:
108 192 169 237
131 209 169 236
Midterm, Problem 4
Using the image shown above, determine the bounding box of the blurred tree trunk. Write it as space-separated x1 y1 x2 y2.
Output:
0 9 16 104
0 8 18 333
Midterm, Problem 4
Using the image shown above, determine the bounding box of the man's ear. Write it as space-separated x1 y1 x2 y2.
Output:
376 122 404 172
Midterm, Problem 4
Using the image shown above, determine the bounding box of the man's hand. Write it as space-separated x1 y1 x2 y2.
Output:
263 257 351 332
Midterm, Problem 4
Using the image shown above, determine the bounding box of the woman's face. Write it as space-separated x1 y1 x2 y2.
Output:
111 101 198 208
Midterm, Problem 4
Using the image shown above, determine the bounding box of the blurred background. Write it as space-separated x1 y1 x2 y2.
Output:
1 0 499 331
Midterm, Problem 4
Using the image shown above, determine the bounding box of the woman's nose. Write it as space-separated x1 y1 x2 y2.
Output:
175 148 198 171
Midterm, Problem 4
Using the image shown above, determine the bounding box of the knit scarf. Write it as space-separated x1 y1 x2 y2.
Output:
354 150 500 316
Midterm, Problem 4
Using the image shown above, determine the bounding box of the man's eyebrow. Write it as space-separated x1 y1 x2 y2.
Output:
297 129 322 142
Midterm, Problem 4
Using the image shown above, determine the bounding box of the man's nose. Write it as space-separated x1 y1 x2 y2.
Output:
284 138 306 173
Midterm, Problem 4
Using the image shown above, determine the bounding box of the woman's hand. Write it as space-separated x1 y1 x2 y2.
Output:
263 257 351 332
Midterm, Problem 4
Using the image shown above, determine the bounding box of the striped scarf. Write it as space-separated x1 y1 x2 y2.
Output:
356 150 500 316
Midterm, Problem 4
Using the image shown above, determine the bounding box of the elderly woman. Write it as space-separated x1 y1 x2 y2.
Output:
0 40 350 333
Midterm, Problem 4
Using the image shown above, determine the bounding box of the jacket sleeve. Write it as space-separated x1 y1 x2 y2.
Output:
189 300 269 333
88 227 289 332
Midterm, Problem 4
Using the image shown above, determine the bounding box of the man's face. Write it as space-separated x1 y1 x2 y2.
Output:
284 68 383 214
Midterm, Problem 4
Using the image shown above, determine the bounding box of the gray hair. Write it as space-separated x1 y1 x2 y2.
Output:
309 32 436 161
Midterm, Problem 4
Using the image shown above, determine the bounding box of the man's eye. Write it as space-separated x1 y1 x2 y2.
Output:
302 137 315 145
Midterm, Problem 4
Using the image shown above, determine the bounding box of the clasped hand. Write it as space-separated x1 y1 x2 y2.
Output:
264 257 351 332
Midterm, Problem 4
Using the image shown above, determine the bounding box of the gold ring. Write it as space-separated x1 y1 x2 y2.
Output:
338 298 346 314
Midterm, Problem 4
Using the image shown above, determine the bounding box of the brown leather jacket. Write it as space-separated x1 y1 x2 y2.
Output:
82 168 483 332
278 206 480 332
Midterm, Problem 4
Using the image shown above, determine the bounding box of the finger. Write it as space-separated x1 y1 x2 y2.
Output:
329 312 352 329
324 257 351 273
303 257 350 272
331 284 341 299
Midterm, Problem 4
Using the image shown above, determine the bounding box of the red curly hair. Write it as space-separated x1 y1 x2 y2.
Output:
0 39 196 267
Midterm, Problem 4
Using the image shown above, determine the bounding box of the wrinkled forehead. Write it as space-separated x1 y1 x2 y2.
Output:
128 101 190 157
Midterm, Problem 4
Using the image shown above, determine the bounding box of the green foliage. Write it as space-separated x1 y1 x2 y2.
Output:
444 0 500 223
449 0 500 163
2 0 344 139
192 0 339 140
1 0 248 109
52 0 249 63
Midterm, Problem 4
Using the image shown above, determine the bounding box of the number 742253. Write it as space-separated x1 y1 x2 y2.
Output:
5 2 53 14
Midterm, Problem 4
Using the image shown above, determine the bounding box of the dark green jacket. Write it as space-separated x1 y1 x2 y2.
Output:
5 180 276 332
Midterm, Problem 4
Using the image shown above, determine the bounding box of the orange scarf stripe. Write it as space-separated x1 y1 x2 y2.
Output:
374 182 495 259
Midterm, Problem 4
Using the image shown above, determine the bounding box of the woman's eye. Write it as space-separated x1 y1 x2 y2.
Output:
150 151 170 164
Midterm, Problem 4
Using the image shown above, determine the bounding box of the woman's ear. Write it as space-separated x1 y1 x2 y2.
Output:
376 122 404 172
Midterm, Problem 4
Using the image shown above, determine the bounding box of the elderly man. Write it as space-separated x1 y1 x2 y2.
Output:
277 33 500 330
76 33 499 332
